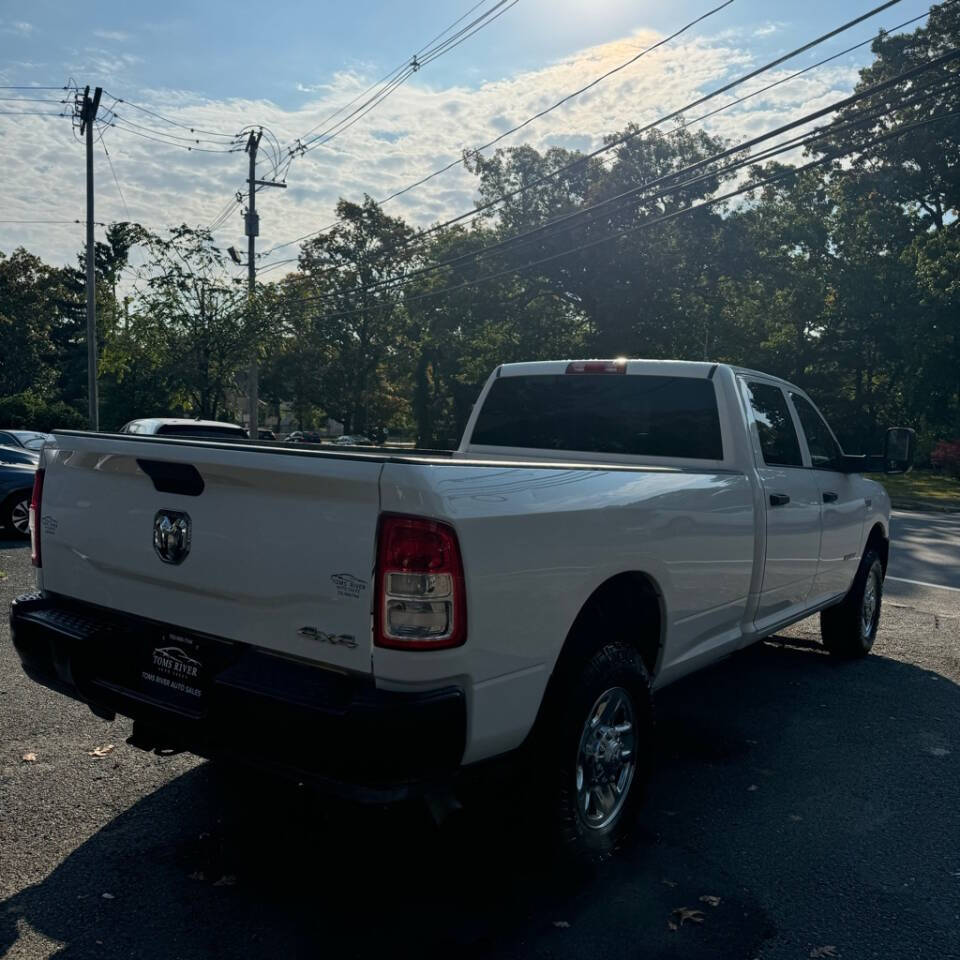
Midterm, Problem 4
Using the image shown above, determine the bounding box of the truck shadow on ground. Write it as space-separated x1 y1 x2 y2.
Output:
3 637 959 959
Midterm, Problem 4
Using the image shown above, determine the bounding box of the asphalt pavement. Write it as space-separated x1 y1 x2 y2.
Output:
888 510 960 589
1 519 958 960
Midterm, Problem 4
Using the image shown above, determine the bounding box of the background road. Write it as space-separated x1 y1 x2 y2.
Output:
1 516 958 960
888 510 960 590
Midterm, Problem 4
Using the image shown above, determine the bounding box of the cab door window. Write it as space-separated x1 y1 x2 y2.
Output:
790 393 842 469
745 382 803 467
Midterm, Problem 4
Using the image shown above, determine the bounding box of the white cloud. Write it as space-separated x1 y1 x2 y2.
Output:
2 20 34 36
753 22 786 38
93 30 133 42
0 26 864 275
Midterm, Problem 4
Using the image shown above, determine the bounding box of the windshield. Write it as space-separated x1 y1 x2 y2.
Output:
7 431 49 450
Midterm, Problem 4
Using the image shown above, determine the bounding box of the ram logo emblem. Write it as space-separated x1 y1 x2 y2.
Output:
153 510 191 565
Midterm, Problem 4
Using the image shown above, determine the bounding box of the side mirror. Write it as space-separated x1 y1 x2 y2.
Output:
882 427 915 475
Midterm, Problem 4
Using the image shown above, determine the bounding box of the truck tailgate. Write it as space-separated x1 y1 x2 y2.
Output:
38 435 382 674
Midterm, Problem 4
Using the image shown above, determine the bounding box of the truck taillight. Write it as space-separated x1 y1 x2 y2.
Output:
565 358 628 374
375 514 466 650
29 468 44 567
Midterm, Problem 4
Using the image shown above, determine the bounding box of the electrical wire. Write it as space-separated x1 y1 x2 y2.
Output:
100 108 244 147
288 107 959 325
286 0 518 161
97 122 131 220
100 91 243 139
306 46 958 297
274 52 957 312
260 0 912 261
287 0 494 151
94 118 245 153
0 96 70 103
260 0 739 258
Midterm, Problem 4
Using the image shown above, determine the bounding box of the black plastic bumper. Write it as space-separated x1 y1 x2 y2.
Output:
10 592 466 801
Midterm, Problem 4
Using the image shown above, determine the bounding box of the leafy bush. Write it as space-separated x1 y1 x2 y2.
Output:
0 391 87 433
930 440 960 478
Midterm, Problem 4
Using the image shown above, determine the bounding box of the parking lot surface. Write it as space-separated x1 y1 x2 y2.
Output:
2 536 958 959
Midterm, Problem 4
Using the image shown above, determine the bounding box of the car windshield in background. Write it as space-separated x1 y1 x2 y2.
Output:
4 431 49 450
154 424 247 439
471 374 723 459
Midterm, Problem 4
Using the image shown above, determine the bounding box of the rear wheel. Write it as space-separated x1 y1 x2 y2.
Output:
2 491 31 539
820 548 884 658
537 641 653 860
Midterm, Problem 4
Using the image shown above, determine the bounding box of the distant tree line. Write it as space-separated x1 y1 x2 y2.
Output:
1 4 957 460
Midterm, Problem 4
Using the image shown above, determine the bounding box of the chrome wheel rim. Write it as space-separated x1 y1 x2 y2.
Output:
575 686 636 830
861 566 880 638
10 497 29 535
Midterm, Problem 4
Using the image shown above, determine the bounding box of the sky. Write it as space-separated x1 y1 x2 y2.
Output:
0 0 937 276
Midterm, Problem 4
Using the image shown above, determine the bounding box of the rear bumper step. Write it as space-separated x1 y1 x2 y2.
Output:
10 592 466 801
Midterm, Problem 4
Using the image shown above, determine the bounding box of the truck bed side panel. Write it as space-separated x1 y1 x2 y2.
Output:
377 462 756 762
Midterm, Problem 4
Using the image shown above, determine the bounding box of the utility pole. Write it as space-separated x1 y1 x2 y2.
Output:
79 85 103 430
245 130 262 440
238 129 285 440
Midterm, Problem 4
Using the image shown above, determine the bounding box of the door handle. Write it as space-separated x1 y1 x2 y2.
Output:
822 491 839 503
769 493 790 507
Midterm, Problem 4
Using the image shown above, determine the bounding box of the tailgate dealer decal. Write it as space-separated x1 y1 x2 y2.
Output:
142 643 203 699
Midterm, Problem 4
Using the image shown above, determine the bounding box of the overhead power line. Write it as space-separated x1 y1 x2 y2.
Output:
282 0 520 164
288 0 495 155
0 218 100 224
259 0 908 260
289 106 958 326
272 47 957 314
97 123 131 220
0 96 70 103
100 91 243 140
297 46 959 300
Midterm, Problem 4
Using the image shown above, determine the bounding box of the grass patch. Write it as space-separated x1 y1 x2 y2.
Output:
867 470 960 508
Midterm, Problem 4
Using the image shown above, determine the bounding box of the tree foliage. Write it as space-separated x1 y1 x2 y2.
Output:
1 10 957 457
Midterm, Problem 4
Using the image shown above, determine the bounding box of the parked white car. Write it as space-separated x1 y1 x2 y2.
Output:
11 359 911 857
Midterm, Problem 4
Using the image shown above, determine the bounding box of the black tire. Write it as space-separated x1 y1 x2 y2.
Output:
2 490 31 540
536 641 654 861
820 548 884 658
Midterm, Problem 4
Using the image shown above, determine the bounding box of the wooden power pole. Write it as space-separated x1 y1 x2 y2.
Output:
80 85 103 430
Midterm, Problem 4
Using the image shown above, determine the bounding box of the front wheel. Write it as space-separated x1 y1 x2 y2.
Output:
539 641 653 860
820 549 884 658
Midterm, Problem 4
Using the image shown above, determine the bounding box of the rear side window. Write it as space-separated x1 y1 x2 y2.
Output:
470 374 723 459
745 381 802 467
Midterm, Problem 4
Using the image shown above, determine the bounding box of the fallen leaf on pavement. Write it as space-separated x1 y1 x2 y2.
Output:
21 753 37 763
101 893 115 900
699 895 721 907
668 907 705 931
88 744 115 758
552 921 570 928
810 947 838 958
213 874 237 887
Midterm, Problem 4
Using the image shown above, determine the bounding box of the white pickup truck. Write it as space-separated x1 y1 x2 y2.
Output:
11 359 913 857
